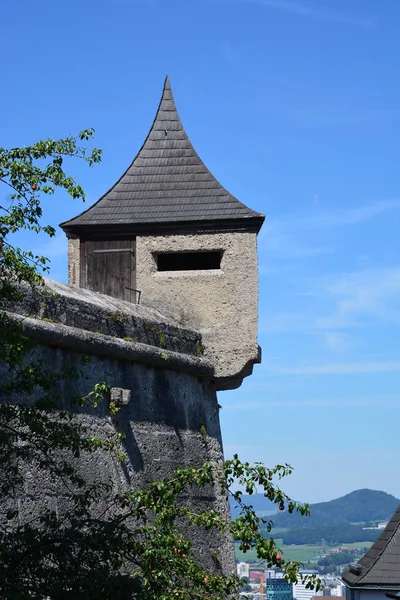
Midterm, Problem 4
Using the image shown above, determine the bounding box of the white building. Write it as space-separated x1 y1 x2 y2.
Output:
266 569 285 579
293 572 323 600
332 584 346 596
237 561 250 578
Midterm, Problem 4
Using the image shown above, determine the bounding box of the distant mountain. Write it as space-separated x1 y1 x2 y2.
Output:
229 489 400 529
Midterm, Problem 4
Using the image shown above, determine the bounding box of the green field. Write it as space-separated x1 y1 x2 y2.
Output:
235 540 374 564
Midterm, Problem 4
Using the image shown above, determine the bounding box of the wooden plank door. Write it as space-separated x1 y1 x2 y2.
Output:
80 239 136 303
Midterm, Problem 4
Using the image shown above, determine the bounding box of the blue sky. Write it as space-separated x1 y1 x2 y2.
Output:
2 0 400 503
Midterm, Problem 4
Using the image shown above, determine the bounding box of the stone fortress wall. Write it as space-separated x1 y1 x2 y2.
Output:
3 279 236 574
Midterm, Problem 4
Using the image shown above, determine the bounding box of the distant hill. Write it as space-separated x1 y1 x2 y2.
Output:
229 489 400 528
229 494 277 520
271 489 400 529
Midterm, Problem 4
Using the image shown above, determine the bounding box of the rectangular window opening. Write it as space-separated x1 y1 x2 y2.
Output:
156 251 222 272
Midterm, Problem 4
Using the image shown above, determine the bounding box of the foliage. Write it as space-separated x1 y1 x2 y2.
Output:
279 525 380 546
229 492 277 519
239 577 252 593
317 550 363 568
0 130 101 291
0 132 321 599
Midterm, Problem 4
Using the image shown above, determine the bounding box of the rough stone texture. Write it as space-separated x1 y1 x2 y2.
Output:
11 278 205 360
3 280 236 575
68 237 80 286
136 231 260 389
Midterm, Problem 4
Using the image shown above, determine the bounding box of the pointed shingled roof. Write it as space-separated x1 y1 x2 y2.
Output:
61 76 264 235
342 505 400 588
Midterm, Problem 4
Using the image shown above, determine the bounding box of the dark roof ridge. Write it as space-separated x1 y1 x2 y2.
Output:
60 76 264 234
360 507 400 580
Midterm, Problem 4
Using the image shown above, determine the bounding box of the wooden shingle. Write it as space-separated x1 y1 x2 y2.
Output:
61 77 264 236
342 505 400 588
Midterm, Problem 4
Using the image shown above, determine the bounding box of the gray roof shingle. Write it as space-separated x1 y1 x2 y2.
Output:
342 505 400 588
61 76 264 234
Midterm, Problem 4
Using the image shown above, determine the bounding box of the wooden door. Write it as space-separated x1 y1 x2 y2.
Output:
80 239 136 303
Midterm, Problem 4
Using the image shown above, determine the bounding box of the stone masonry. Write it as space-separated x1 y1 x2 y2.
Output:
3 279 236 574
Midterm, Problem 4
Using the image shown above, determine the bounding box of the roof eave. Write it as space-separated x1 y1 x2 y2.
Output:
60 215 265 238
342 581 400 591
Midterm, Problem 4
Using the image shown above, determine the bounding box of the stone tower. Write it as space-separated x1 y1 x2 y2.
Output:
60 76 264 391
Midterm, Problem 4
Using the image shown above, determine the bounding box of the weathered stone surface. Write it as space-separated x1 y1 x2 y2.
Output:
10 278 205 359
65 230 262 390
2 280 236 575
136 231 261 389
68 237 80 286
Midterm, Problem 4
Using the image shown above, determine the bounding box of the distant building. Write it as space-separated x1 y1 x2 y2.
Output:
311 597 345 600
332 584 346 596
237 561 250 578
266 569 285 579
266 577 294 600
293 572 323 600
342 505 400 600
250 570 266 583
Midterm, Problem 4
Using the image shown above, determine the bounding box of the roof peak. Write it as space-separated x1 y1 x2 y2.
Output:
151 75 180 131
161 74 172 99
60 77 264 234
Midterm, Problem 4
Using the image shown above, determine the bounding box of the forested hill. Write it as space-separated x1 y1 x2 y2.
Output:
272 489 399 528
229 489 400 527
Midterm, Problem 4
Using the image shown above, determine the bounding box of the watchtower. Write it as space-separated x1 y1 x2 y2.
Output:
60 77 264 389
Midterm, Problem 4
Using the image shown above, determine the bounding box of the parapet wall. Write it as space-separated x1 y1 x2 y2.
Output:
3 279 235 574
